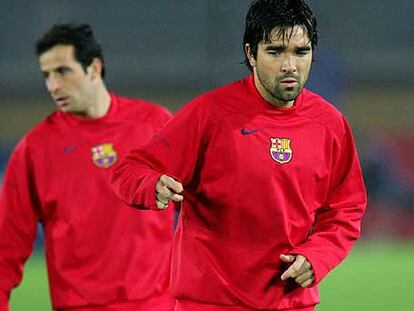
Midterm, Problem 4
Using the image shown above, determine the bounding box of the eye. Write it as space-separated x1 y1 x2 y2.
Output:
267 50 282 56
56 67 70 75
296 49 311 56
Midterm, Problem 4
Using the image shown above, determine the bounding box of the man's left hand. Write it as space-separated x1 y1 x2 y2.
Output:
280 254 314 287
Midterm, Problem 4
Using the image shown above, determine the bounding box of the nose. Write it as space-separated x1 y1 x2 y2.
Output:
46 75 61 93
281 55 297 73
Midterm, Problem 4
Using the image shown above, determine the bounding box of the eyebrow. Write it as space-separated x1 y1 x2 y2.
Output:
265 45 286 51
41 65 72 77
264 44 311 51
296 46 311 51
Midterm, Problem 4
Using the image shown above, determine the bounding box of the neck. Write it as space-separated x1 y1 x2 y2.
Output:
89 84 111 118
77 83 111 119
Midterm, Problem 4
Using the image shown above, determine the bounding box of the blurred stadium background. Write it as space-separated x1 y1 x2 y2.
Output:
1 1 413 310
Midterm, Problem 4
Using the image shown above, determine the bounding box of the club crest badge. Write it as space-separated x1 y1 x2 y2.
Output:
269 137 293 164
91 143 117 168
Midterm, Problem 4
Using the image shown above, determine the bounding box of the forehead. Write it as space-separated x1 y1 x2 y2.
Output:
39 44 78 69
264 25 311 46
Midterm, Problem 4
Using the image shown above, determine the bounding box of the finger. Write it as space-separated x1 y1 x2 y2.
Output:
159 175 184 194
155 179 169 196
281 256 306 280
156 184 172 200
280 254 295 263
156 194 169 205
156 177 183 200
157 176 184 202
294 270 314 285
170 192 184 202
300 277 315 288
281 265 295 281
295 255 309 267
156 189 172 208
294 255 312 276
156 200 168 210
157 185 183 202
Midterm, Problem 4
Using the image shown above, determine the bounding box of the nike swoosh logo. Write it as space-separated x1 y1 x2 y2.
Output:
63 146 78 154
241 128 259 135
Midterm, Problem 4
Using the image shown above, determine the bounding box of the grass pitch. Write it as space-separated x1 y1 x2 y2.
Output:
10 241 414 310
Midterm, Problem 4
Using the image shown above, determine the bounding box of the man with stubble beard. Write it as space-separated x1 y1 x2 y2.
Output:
111 1 367 310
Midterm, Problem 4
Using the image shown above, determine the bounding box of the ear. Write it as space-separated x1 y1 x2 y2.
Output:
88 58 103 81
244 43 256 68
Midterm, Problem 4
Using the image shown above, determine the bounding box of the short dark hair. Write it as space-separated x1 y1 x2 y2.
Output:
243 0 318 71
35 23 106 78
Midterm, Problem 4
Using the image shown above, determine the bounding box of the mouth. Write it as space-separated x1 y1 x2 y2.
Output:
54 96 70 107
279 79 298 88
280 81 298 88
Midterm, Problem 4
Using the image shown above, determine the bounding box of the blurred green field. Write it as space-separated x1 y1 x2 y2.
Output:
10 241 414 310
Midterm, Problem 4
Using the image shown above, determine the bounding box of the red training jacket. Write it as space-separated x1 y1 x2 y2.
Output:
0 93 174 311
112 76 367 310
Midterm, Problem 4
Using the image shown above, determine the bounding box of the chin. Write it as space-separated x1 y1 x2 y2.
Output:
284 88 302 99
58 106 73 113
276 92 299 102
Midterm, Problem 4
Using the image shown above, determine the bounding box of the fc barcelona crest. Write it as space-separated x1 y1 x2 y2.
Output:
269 137 293 164
91 143 118 168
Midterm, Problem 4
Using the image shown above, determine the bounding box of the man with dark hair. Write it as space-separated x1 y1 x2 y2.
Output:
112 0 367 310
0 23 174 311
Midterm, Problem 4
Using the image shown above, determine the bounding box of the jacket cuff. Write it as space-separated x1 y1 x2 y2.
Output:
0 291 9 311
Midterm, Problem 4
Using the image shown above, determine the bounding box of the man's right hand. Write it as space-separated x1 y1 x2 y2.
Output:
155 175 184 209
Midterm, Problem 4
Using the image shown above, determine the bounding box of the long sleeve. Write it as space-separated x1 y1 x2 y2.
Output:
292 116 367 284
0 138 39 309
111 99 209 210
